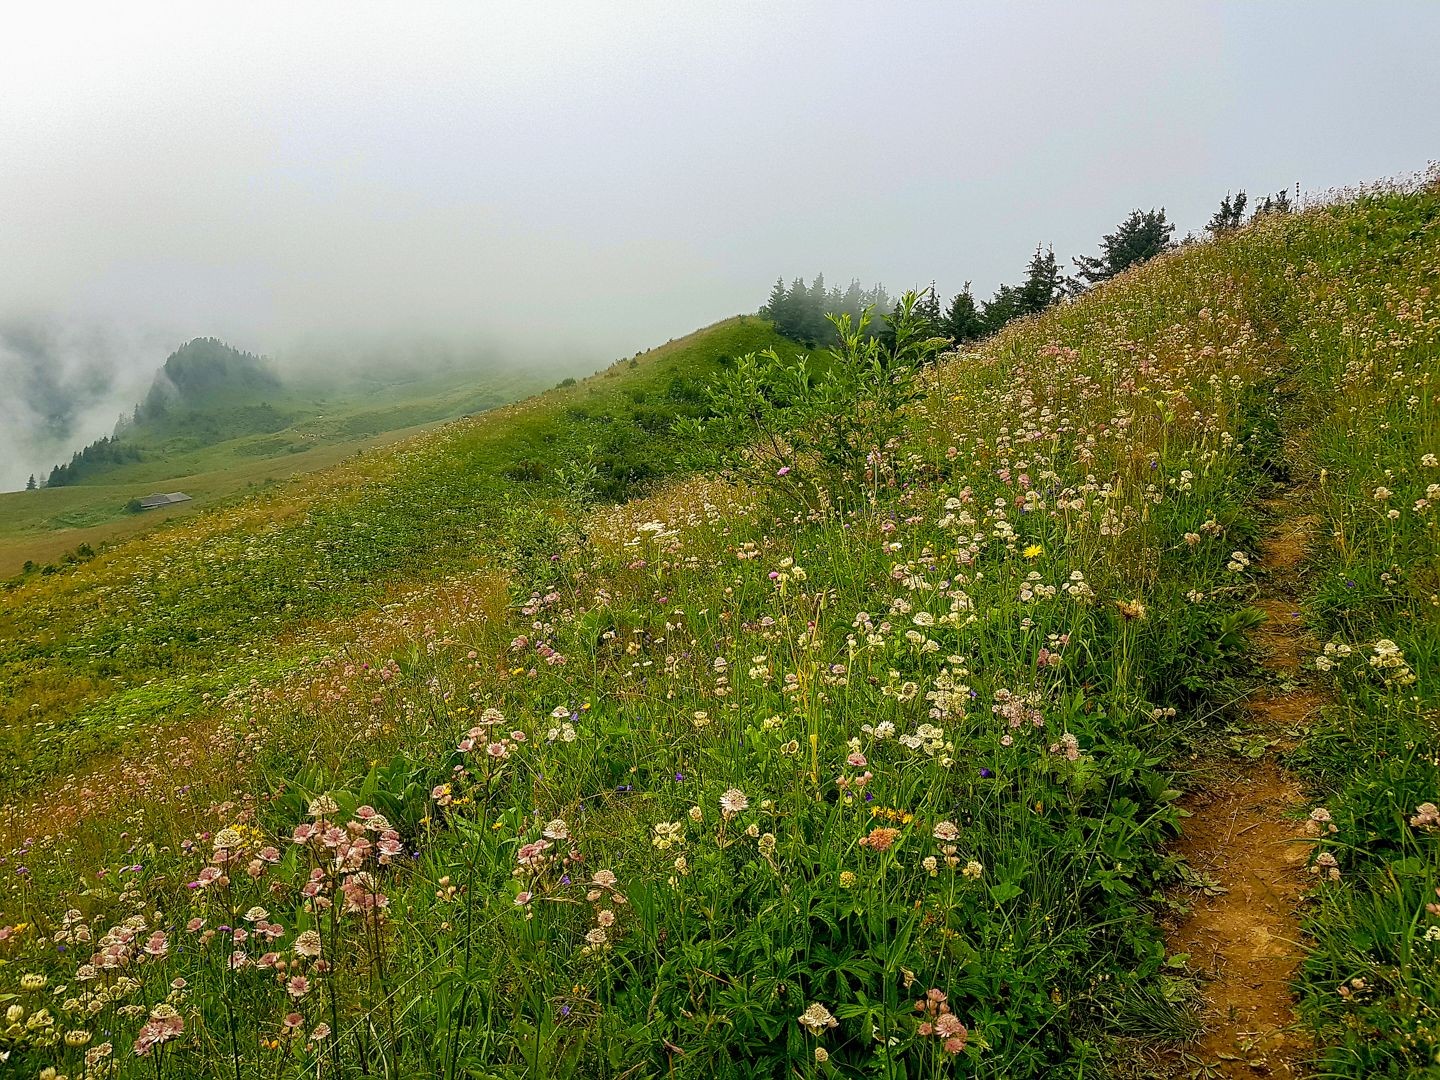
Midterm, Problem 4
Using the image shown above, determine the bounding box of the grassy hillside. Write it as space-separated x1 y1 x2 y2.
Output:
1257 192 1440 1077
0 364 550 577
0 185 1437 1078
0 317 808 795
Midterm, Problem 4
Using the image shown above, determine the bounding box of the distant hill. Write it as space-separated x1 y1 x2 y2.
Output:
138 337 279 419
43 337 277 487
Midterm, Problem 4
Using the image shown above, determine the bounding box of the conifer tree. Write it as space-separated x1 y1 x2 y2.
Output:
865 284 891 317
26 474 37 490
1253 188 1292 217
979 284 1020 334
941 284 986 343
781 277 808 340
805 273 831 344
760 277 787 322
916 283 942 336
1207 191 1248 233
1019 245 1065 314
1071 209 1174 288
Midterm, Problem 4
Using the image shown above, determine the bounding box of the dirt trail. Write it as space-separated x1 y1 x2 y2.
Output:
1167 502 1321 1077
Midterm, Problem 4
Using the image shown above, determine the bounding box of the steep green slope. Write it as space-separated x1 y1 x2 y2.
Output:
43 339 282 488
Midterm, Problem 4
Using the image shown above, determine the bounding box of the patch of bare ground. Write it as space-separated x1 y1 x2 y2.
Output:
1166 506 1322 1077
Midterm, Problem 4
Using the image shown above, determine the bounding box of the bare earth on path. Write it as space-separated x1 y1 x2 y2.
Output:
1167 503 1322 1077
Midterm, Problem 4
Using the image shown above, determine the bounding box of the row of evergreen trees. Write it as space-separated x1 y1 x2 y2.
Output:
39 435 144 488
761 186 1295 347
26 337 275 490
758 277 895 347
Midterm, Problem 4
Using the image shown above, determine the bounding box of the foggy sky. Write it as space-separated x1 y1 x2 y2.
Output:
2 2 1438 490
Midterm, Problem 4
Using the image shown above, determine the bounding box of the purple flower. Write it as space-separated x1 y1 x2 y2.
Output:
978 768 994 778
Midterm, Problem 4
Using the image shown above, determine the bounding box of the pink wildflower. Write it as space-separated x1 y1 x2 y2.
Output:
142 931 169 959
719 788 749 817
132 1007 183 1056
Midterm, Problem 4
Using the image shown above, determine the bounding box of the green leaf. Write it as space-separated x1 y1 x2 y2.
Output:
989 881 1024 904
1389 856 1427 877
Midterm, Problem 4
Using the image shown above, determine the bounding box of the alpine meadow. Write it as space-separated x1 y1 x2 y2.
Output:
2 168 1438 1077
4 7 1440 1079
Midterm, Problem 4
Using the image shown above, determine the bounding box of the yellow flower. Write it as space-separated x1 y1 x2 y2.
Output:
1023 544 1044 559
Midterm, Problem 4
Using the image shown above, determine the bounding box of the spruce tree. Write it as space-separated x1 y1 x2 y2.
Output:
1019 245 1064 315
26 474 37 490
941 285 986 343
981 283 1026 334
780 277 808 340
805 273 831 345
1254 189 1292 218
916 283 942 336
1207 191 1247 233
1072 209 1174 288
761 277 787 322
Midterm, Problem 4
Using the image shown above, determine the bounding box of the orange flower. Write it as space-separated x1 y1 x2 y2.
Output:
858 826 902 852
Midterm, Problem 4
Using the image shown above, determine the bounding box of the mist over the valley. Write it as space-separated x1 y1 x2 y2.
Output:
0 319 178 492
2 3 1436 490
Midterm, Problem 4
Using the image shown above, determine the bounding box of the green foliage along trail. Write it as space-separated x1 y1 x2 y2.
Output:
0 178 1438 1078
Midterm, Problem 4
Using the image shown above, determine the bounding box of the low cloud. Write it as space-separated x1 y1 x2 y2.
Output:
2 4 1436 489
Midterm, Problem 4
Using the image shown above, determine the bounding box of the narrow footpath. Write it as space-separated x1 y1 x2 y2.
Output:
1168 497 1322 1077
